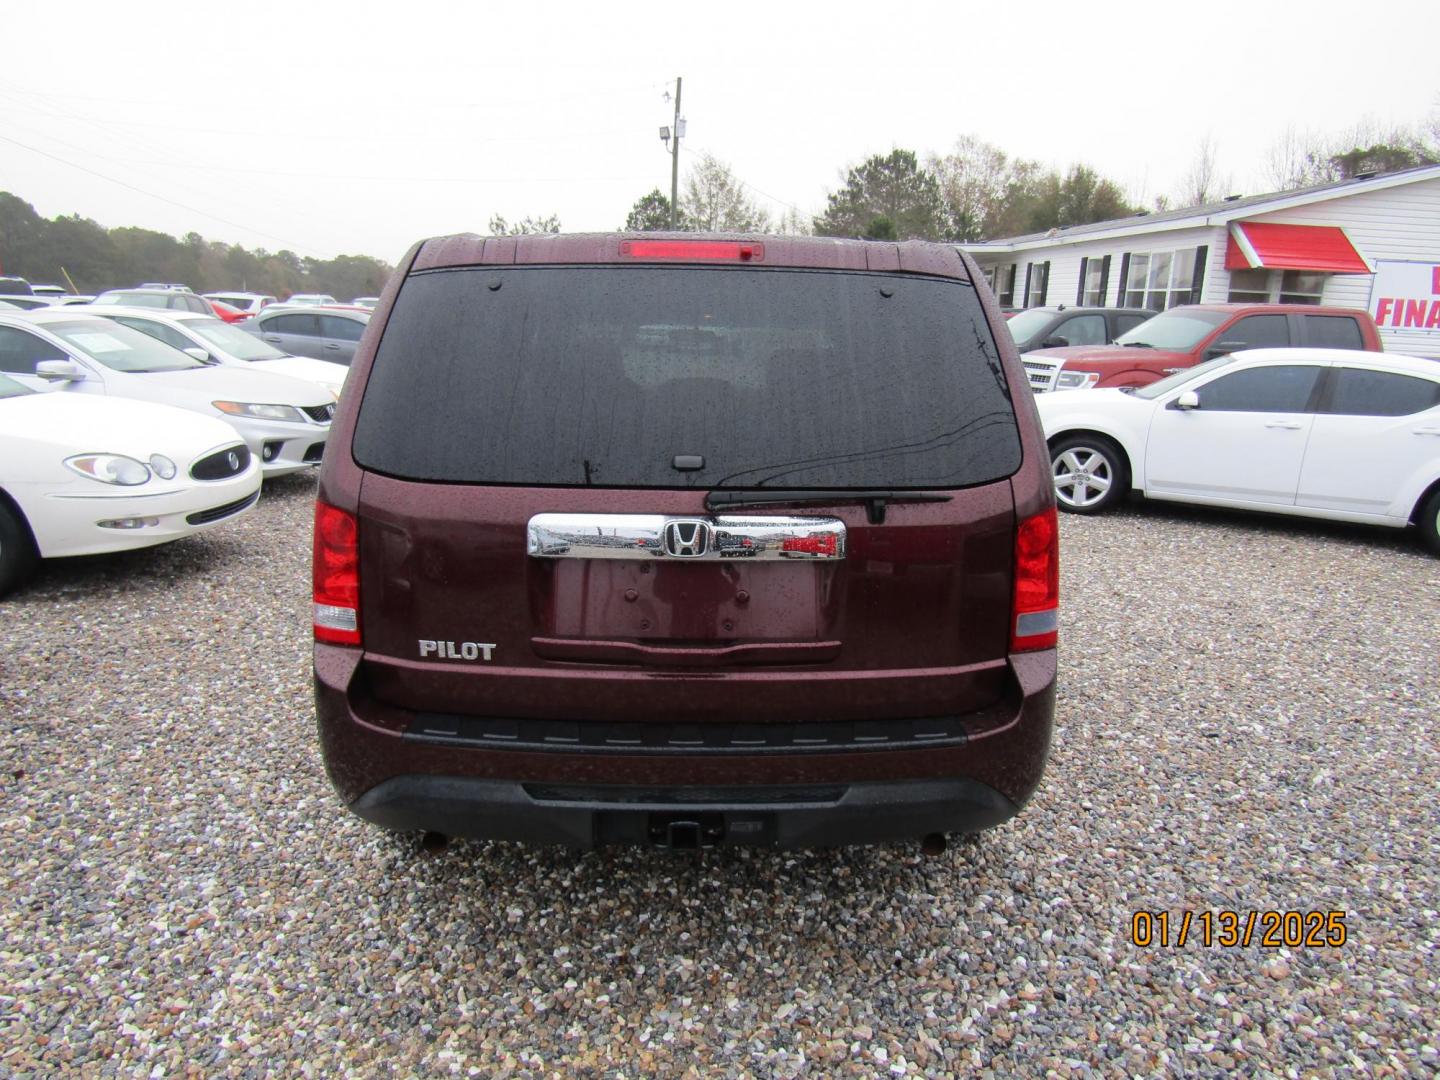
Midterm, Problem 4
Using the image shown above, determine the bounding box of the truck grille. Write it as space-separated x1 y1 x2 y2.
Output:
1022 359 1059 393
190 443 251 481
185 490 259 526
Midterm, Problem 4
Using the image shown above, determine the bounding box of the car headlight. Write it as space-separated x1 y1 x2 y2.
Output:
149 454 177 479
1055 371 1101 390
65 454 151 486
212 401 306 423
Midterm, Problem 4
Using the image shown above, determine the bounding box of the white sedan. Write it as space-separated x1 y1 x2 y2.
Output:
1035 348 1440 554
81 305 348 398
0 310 336 476
0 372 261 596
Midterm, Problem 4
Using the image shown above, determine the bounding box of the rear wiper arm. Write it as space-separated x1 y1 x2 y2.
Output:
705 488 952 525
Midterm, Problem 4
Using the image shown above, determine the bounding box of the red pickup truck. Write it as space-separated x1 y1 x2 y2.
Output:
1020 303 1383 392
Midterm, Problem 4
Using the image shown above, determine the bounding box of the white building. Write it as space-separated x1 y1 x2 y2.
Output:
963 164 1440 358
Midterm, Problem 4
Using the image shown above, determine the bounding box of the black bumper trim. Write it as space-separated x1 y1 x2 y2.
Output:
349 775 1019 850
185 489 259 526
405 712 970 755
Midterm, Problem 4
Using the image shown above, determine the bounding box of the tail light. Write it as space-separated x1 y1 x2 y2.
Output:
313 499 360 646
1011 507 1059 652
781 532 837 556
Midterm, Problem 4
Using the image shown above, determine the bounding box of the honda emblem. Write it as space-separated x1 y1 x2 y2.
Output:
663 519 711 558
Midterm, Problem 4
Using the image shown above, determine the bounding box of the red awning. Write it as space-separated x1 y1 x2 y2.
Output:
1225 222 1371 273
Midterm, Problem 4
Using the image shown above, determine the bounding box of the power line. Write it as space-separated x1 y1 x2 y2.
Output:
0 80 338 256
680 142 807 215
0 132 329 257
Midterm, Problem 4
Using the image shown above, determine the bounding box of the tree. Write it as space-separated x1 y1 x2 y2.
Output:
929 136 1019 242
623 189 673 231
863 217 897 241
1330 142 1437 178
1021 165 1135 233
813 150 946 241
680 153 770 232
1264 119 1439 191
488 213 562 236
43 214 118 291
1264 124 1334 190
1176 133 1232 207
0 190 393 296
0 192 49 277
980 159 1047 239
773 207 812 236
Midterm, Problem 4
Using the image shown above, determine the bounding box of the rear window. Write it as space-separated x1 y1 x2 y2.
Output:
353 266 1021 489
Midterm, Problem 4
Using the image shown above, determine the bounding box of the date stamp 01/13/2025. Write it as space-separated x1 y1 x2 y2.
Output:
1130 910 1348 949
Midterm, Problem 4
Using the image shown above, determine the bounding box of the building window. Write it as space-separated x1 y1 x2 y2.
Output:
1079 257 1109 306
1124 247 1199 310
1024 261 1049 308
1227 268 1272 303
990 264 1016 308
1278 271 1326 305
1228 270 1330 305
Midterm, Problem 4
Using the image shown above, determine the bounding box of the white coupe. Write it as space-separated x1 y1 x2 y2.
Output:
0 372 261 595
0 310 336 476
1035 348 1440 554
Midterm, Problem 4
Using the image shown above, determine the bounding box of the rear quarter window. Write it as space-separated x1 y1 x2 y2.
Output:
1323 368 1440 416
266 313 320 336
353 265 1022 489
321 315 365 342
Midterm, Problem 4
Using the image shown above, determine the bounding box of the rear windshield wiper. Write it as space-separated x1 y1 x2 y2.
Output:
705 488 952 525
1120 341 1153 348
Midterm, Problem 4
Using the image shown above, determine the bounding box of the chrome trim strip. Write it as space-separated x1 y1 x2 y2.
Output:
527 513 846 561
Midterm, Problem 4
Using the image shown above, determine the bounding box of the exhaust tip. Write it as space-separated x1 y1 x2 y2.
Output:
921 833 947 857
420 831 450 853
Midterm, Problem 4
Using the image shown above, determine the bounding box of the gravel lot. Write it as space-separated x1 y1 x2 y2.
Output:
2 474 1437 1077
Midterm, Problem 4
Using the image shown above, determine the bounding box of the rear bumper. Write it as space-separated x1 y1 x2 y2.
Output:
351 775 1019 850
315 646 1056 849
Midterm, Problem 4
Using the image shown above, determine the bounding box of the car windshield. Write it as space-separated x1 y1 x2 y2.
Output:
1114 310 1227 350
354 265 1023 489
0 372 34 398
1004 309 1055 345
1133 355 1237 399
189 319 288 361
46 320 207 373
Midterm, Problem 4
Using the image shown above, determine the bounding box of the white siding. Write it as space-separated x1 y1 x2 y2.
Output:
970 226 1224 310
1244 177 1440 357
968 173 1440 355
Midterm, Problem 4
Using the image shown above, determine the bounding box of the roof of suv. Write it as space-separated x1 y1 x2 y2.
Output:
410 233 975 279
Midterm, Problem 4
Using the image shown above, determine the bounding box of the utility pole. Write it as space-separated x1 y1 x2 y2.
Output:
668 77 683 229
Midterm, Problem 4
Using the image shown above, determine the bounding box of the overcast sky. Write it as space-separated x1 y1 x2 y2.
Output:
2 0 1436 264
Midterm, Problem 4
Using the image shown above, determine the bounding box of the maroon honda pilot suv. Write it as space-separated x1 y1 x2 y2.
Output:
314 234 1058 851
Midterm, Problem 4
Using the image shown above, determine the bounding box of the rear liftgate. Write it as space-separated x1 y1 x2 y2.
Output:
528 511 846 849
